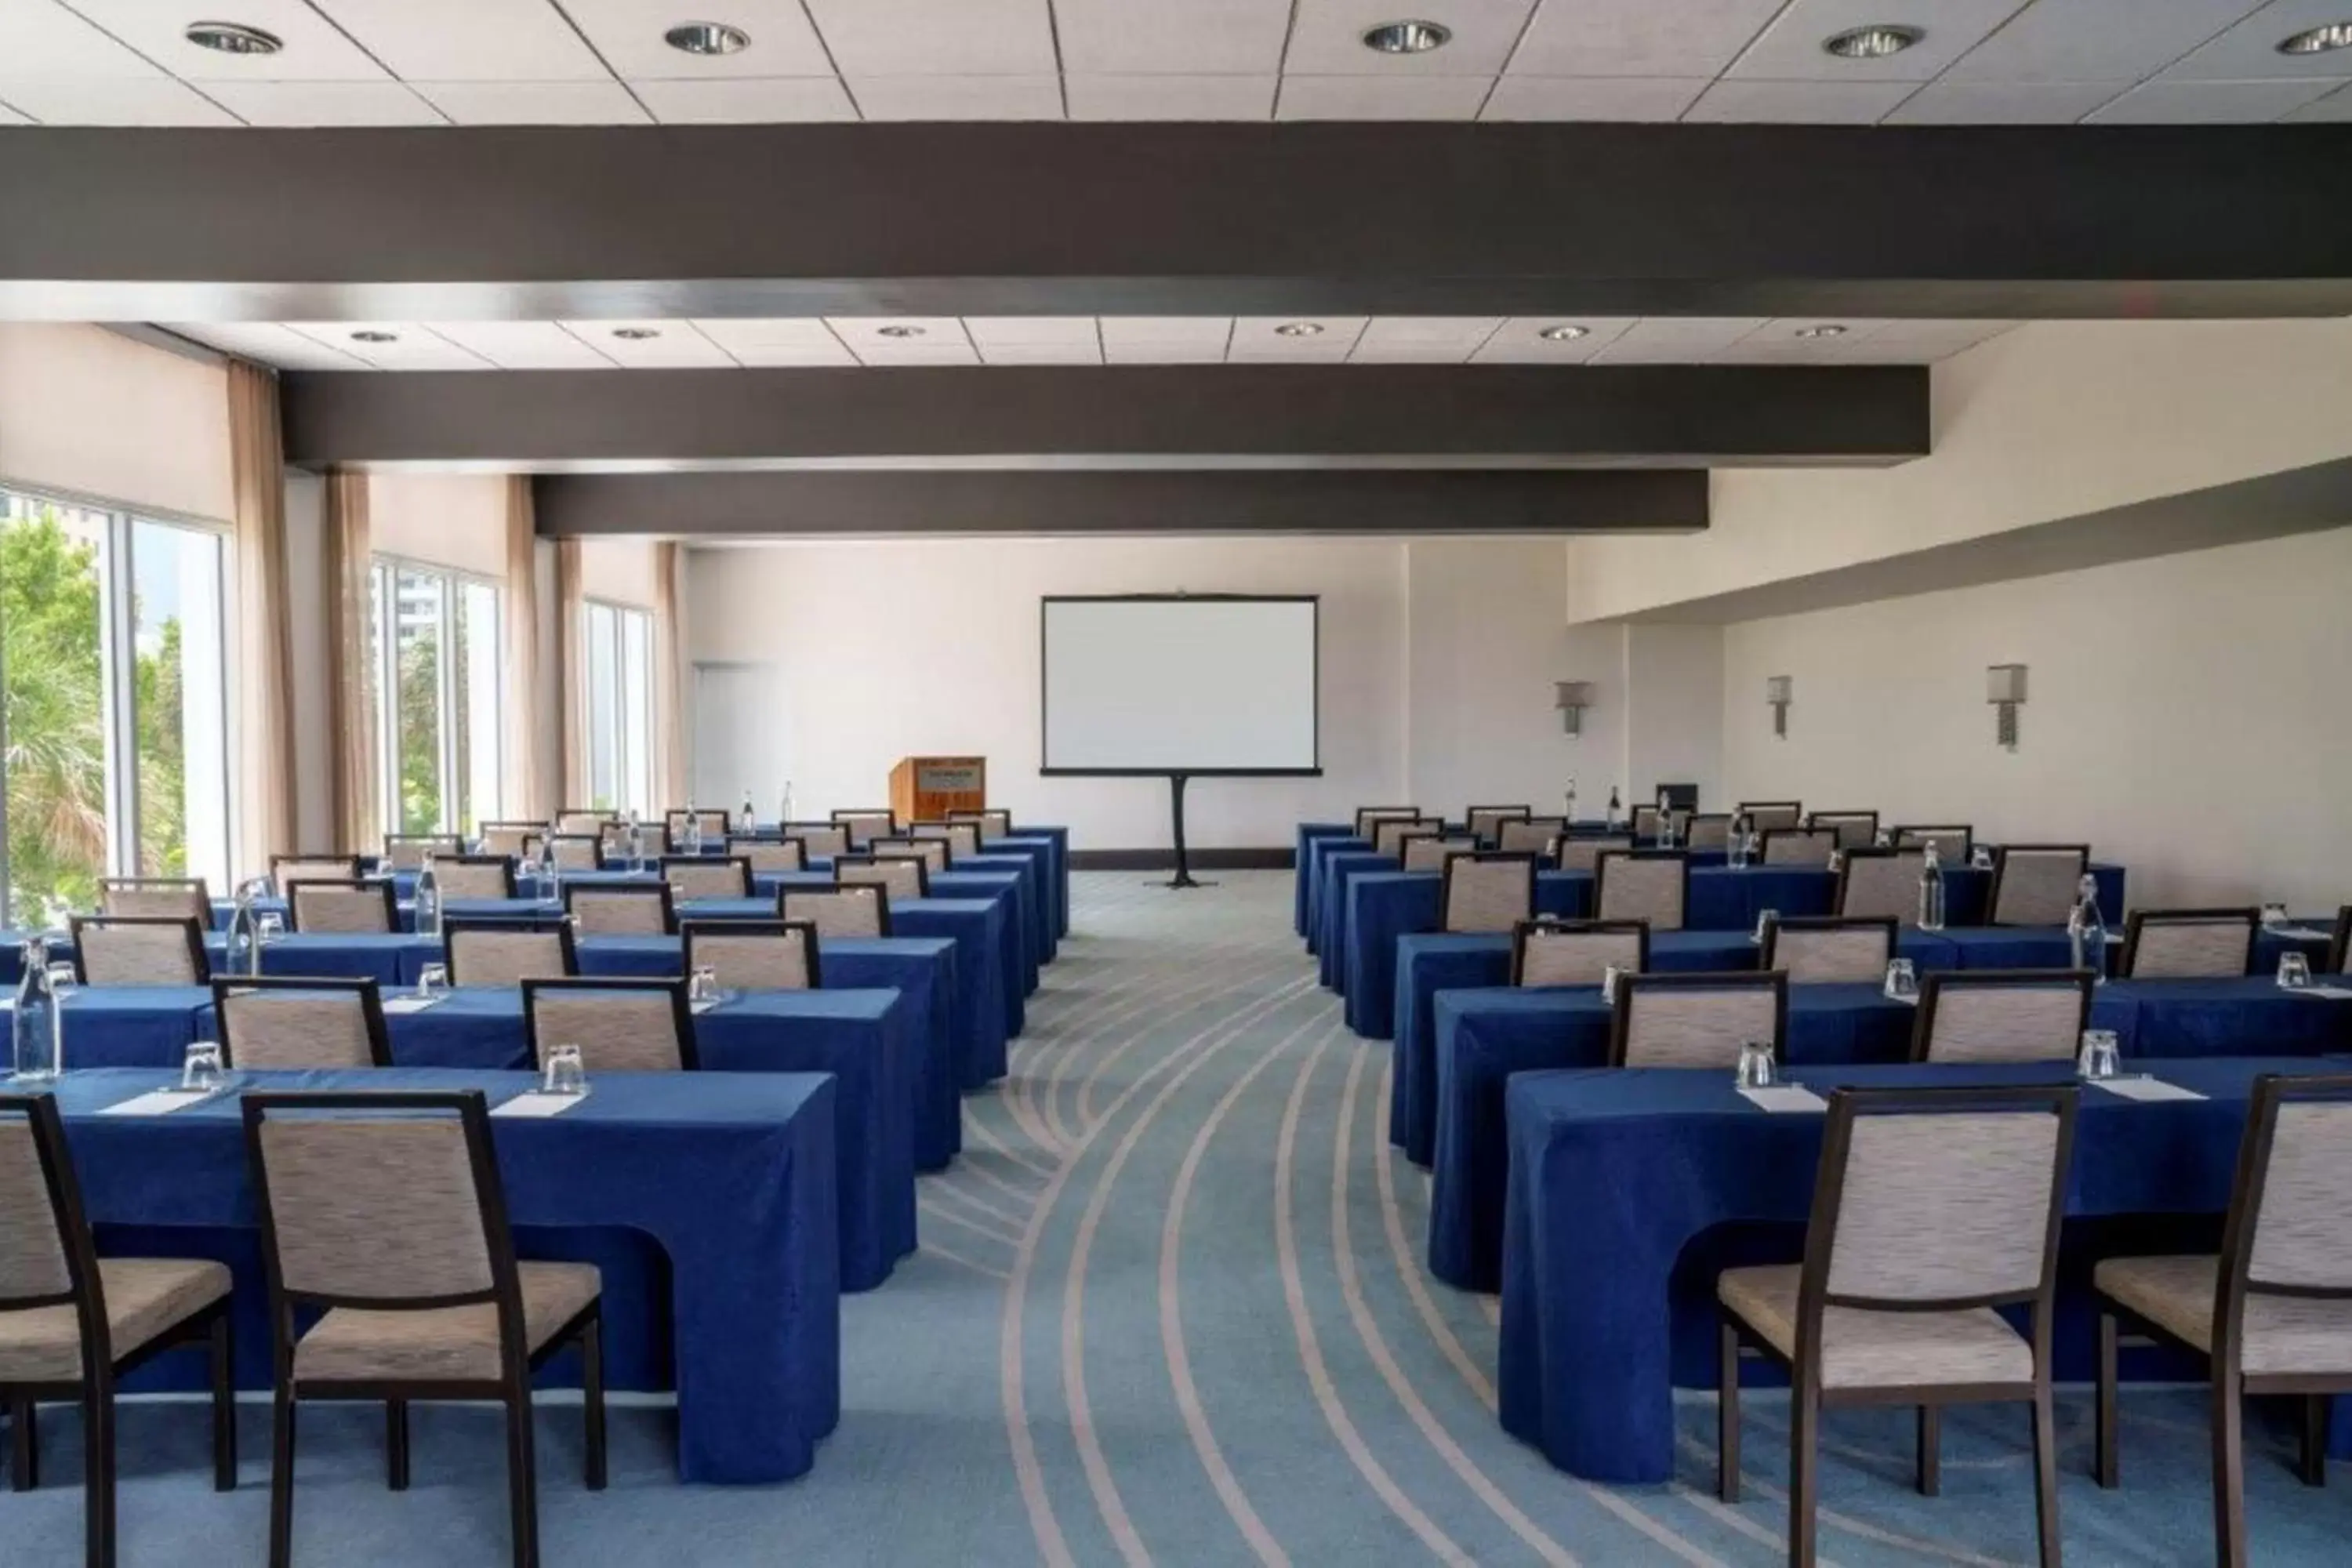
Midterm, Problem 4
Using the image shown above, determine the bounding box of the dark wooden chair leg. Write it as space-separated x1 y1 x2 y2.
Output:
1717 1316 1741 1504
2299 1395 2326 1487
84 1380 115 1568
9 1399 34 1491
505 1388 540 1568
2031 1386 2062 1568
583 1315 608 1492
1788 1388 1818 1568
2212 1370 2246 1568
1916 1404 1940 1497
2094 1310 2119 1488
209 1312 236 1492
268 1392 297 1568
387 1400 410 1491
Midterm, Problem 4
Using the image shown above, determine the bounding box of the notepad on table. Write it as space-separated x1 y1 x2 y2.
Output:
2289 985 2352 1001
1739 1084 1828 1113
100 1087 216 1117
689 999 723 1014
491 1091 587 1119
2092 1076 2204 1103
382 996 442 1014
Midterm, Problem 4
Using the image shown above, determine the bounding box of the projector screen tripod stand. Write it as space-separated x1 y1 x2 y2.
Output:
1156 773 1214 891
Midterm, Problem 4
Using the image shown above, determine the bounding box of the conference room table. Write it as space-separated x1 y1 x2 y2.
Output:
1427 977 2352 1293
1494 1056 2352 1484
48 1066 838 1484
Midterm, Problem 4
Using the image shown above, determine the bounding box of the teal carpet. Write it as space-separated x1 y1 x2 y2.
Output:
10 872 2346 1563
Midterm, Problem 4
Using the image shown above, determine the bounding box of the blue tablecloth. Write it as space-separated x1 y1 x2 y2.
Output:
959 851 1054 966
931 871 1036 998
18 986 217 1069
1496 1056 2344 1483
1295 823 1356 938
50 1065 839 1484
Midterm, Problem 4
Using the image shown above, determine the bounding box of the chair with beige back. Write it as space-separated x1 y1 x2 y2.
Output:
542 834 602 873
443 918 579 988
1595 851 1689 932
270 855 363 895
1738 801 1805 833
784 823 851 861
1496 818 1565 856
1439 853 1535 934
211 977 393 1069
1556 835 1633 874
98 877 212 924
871 838 949 876
1806 810 1881 850
1761 829 1838 868
947 808 1014 844
557 808 609 834
1371 816 1443 858
1835 848 1926 921
522 978 695 1073
832 809 898 850
729 838 805 875
69 916 209 986
1353 806 1420 839
913 822 982 860
681 920 822 991
664 808 730 844
562 884 675 938
1987 845 2091 927
782 885 891 938
1610 971 1787 1069
1399 833 1478 874
1511 919 1648 986
1763 916 1897 984
477 822 539 860
1465 805 1530 847
435 855 518 900
2119 908 2257 979
1892 826 1975 866
288 880 397 935
838 855 926 902
383 835 462 872
1685 814 1733 851
662 857 753 902
1910 971 2095 1064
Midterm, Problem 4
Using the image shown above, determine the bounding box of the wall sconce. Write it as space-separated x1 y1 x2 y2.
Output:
1987 663 2027 750
1555 681 1596 737
1766 675 1792 739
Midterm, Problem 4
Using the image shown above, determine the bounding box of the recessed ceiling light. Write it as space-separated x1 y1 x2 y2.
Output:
1273 321 1324 338
1821 24 1922 60
611 327 662 341
349 330 398 344
1537 325 1590 342
1794 324 1848 339
2278 22 2352 54
875 325 926 339
1361 20 1451 54
664 21 751 56
185 20 282 55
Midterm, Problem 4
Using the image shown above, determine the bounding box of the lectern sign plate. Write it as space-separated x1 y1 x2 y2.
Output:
917 762 984 792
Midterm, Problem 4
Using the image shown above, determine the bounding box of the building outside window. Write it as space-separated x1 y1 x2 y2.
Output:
368 558 503 837
583 599 653 816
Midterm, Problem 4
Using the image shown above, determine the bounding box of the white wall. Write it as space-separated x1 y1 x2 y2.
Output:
0 324 233 522
368 473 508 577
1401 538 1580 815
1622 622 1724 807
1720 525 2352 911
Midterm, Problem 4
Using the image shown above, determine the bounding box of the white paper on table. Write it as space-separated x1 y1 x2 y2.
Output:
2288 985 2352 1000
2092 1076 2205 1103
689 999 722 1014
99 1088 216 1116
1738 1084 1828 1113
381 996 442 1014
490 1091 587 1119
2274 925 2331 942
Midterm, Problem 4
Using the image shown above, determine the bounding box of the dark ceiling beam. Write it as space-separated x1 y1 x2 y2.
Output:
280 364 1926 470
532 467 1709 538
1 123 2348 318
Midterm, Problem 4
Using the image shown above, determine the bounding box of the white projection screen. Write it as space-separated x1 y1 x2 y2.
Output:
1040 595 1321 775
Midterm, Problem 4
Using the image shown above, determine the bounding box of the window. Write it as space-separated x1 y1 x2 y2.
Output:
583 600 654 816
0 489 233 927
368 559 503 837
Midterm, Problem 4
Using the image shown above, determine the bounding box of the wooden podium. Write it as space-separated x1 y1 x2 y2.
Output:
890 756 987 824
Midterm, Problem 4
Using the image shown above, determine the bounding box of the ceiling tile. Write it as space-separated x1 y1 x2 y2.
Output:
848 75 1065 118
1054 0 1294 74
976 343 1103 364
728 342 862 366
1707 318 1893 361
1100 317 1232 343
1228 315 1370 359
1883 79 2126 123
415 80 651 124
1584 317 1766 361
633 77 858 122
1509 0 1788 77
2284 80 2352 118
561 1 836 78
1943 0 2267 84
1065 74 1277 118
2158 0 2352 80
964 317 1100 346
0 98 29 125
1728 0 2031 82
200 81 447 125
1276 75 1494 118
1284 0 1539 75
1103 346 1229 362
310 0 614 82
1471 317 1637 361
559 321 739 366
1482 75 1708 119
424 321 618 368
0 1 164 78
804 0 1058 75
826 317 977 350
693 318 849 348
286 323 493 370
165 322 376 371
1356 317 1504 350
68 0 392 82
2087 75 2342 120
852 344 985 365
1682 78 1916 122
0 75 239 124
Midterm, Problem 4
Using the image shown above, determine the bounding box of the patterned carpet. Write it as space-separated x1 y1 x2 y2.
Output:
14 871 2347 1563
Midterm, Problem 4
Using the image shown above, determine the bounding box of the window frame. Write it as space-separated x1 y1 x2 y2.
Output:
583 597 655 818
368 551 505 837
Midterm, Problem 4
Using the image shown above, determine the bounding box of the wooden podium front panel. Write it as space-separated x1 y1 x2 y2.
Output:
891 756 986 824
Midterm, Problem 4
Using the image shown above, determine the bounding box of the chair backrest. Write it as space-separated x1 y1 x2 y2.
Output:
1555 834 1632 874
1911 969 2095 1064
1804 1085 2074 1324
564 883 676 937
783 884 891 938
665 808 730 840
1630 804 1690 841
946 808 1014 844
99 877 212 923
289 879 397 935
832 809 898 849
0 1094 93 1321
434 855 517 900
272 854 364 893
1806 810 1880 850
444 918 579 987
682 919 821 991
1440 852 1535 934
70 914 208 985
785 823 851 861
523 978 695 1072
1371 816 1444 858
1353 806 1420 837
1611 971 1788 1069
212 977 391 1069
477 822 538 859
1400 833 1478 874
730 837 805 874
1739 801 1805 832
1496 818 1564 855
1760 828 1838 867
2223 1075 2352 1318
839 855 926 901
383 833 463 870
2121 908 2257 979
2333 906 2351 975
600 821 670 858
1988 844 2090 927
557 809 610 834
1763 916 1896 984
1465 805 1530 845
873 837 950 874
1835 848 1926 920
1892 825 1974 865
546 833 602 872
913 821 982 859
663 856 753 900
1595 851 1687 931
1512 919 1647 986
1684 813 1733 851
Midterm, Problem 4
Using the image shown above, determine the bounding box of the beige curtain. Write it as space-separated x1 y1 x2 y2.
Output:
556 537 586 810
654 542 688 808
229 361 296 879
502 477 550 821
322 471 378 854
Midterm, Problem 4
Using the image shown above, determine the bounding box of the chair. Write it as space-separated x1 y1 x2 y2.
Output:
1611 971 1787 1068
1370 816 1443 858
1807 810 1881 851
1739 801 1805 832
1439 852 1535 934
1399 833 1478 874
288 880 397 935
1911 970 2095 1064
435 855 518 900
97 877 211 924
1555 834 1632 874
271 855 364 894
1595 851 1688 931
1352 806 1420 837
1496 818 1565 855
1835 848 1926 921
597 822 668 861
477 822 539 860
1988 845 2091 927
1631 804 1690 843
68 915 209 986
557 809 610 834
913 821 982 860
783 823 851 861
662 857 753 901
1719 1084 2076 1568
1511 919 1648 986
1892 826 1974 866
212 977 394 1069
1465 805 1530 846
2092 1073 2352 1566
2119 908 2258 979
946 808 1014 844
2333 906 2351 974
663 808 729 843
728 837 805 874
444 919 579 988
1686 813 1733 851
783 885 891 938
872 838 950 875
242 1091 604 1568
543 834 601 873
562 884 675 938
1 1094 236 1568
1764 916 1896 984
1761 828 1838 868
522 978 695 1073
383 834 462 872
831 809 898 849
839 855 926 902
682 920 822 991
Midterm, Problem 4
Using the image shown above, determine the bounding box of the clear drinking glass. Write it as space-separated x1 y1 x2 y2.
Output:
1972 846 1995 870
1753 908 1779 943
689 964 720 1006
416 963 449 1000
45 961 80 1000
181 1041 225 1093
1884 958 1919 1001
543 1044 587 1097
1600 964 1621 1004
1735 1040 1778 1090
256 912 285 945
2260 902 2290 928
2278 953 2313 990
2077 1029 2121 1080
